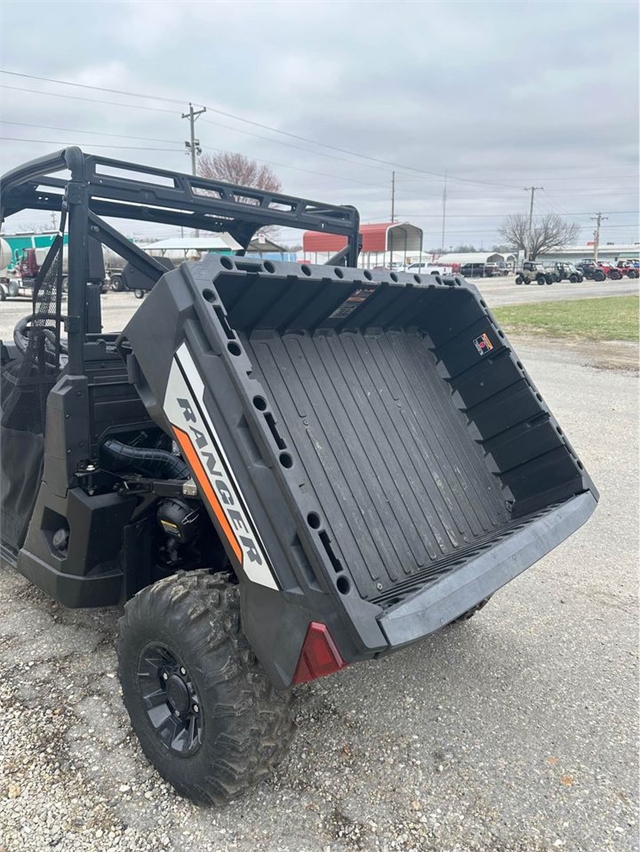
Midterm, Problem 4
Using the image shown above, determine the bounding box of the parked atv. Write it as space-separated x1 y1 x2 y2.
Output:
615 261 638 279
576 261 606 282
552 262 584 283
515 261 555 285
0 148 599 807
597 261 623 280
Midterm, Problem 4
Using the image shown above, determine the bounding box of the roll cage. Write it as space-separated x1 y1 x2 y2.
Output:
0 147 361 374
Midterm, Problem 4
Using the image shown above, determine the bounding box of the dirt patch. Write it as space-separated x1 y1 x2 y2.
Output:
509 333 638 373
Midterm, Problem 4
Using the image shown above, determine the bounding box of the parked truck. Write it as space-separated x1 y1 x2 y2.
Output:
0 239 126 298
0 148 598 806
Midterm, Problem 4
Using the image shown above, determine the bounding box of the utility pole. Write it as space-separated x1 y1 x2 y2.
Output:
390 171 396 223
182 102 206 236
591 212 608 262
524 186 543 260
441 170 448 253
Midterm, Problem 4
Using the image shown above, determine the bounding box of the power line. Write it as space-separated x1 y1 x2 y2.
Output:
0 119 181 146
0 136 182 151
5 130 635 235
390 223 638 237
2 117 474 198
0 126 409 192
0 69 190 105
0 83 179 114
3 76 636 200
397 210 639 218
0 69 528 190
0 83 441 180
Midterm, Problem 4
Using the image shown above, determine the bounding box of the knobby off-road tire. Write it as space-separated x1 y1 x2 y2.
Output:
449 596 492 625
117 570 296 805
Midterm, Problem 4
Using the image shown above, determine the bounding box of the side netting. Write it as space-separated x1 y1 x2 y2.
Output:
1 235 65 549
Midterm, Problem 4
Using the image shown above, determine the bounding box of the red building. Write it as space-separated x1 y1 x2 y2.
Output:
302 222 423 268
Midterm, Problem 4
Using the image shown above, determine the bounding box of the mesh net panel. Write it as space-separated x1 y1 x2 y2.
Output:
1 236 64 433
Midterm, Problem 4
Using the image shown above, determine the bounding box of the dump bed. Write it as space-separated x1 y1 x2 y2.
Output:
122 257 597 683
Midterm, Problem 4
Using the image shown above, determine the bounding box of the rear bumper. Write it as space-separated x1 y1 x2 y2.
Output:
378 492 597 647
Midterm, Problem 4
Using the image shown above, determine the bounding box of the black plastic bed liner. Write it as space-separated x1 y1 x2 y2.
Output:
122 256 597 611
244 327 509 603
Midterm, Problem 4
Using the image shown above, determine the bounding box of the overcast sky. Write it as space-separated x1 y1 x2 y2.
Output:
1 0 638 248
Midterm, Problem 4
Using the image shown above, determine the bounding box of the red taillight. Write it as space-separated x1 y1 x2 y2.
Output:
292 622 346 684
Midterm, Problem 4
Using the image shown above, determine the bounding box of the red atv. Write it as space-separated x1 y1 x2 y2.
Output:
577 260 630 282
597 261 624 281
616 261 639 279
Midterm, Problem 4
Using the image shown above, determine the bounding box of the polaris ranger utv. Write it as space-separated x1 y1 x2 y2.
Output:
0 149 598 805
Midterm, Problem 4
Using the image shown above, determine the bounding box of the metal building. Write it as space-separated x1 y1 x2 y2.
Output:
302 222 423 268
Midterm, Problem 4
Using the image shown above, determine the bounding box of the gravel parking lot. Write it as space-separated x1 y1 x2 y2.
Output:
474 275 638 306
0 292 638 851
0 275 637 342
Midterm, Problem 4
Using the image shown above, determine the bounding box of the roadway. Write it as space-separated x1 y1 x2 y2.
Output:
0 275 637 341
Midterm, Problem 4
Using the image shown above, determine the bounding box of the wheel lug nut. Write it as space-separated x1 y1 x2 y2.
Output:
162 672 168 681
179 667 187 676
193 704 199 714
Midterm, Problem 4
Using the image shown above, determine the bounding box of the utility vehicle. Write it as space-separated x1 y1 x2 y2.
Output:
514 261 554 285
0 149 598 805
575 261 607 281
549 262 584 283
616 260 639 279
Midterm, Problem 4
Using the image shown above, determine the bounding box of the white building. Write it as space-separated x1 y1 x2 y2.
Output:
434 251 517 268
539 243 640 263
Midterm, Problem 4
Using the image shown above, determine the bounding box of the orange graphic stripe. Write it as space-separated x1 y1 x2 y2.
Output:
172 426 243 564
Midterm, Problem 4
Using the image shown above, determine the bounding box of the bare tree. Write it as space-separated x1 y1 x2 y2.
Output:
498 213 580 260
197 152 282 240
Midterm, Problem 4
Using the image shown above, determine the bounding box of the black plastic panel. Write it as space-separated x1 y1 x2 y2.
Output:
245 328 508 601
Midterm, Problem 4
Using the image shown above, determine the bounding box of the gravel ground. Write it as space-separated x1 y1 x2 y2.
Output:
0 333 638 851
474 275 638 306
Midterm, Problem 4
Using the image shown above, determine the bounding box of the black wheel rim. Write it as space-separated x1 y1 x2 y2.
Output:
138 643 203 756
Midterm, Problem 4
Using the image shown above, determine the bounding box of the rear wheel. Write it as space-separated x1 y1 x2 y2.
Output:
110 273 124 291
117 571 295 805
569 274 578 283
593 270 606 282
628 270 638 279
515 276 523 285
609 270 621 280
450 597 491 624
536 275 546 285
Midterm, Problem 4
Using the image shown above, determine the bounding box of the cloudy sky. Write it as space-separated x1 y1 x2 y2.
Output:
1 0 638 248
